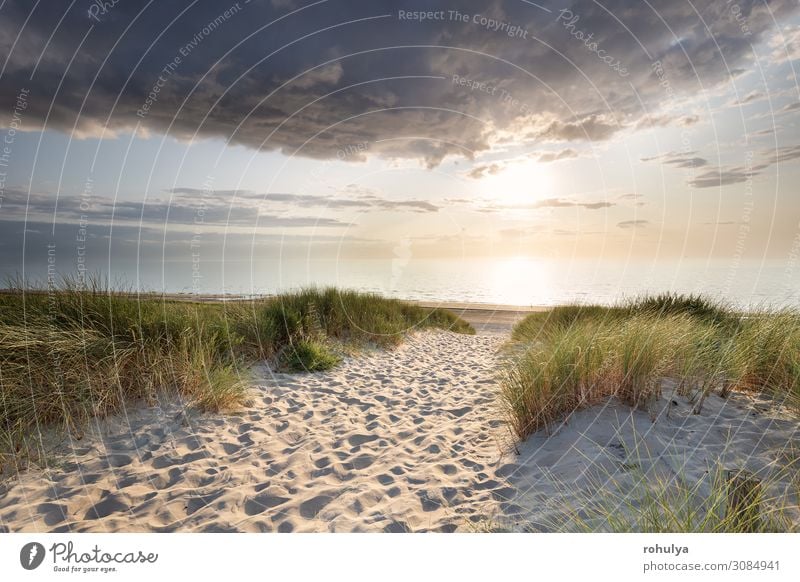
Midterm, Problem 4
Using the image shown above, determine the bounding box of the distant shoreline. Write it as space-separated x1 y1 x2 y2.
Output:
0 287 550 313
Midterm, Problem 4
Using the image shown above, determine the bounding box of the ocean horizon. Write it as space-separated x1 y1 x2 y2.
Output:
14 256 798 308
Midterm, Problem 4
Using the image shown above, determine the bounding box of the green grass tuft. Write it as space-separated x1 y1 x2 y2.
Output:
283 339 341 372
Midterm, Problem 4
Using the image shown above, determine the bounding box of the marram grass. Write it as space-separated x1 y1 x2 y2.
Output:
0 281 473 470
522 460 800 533
502 294 800 440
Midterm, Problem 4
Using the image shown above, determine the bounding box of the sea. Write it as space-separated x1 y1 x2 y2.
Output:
93 256 800 308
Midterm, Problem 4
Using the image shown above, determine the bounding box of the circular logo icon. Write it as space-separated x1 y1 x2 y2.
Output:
20 542 46 570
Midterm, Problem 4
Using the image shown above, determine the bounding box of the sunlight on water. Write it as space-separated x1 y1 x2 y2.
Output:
104 256 800 308
488 257 554 307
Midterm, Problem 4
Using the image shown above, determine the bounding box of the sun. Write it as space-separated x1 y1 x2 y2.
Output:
481 162 554 205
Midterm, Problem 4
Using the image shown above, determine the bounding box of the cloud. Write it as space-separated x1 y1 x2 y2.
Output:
1 0 795 165
769 25 800 62
535 114 622 142
467 163 503 179
641 151 708 168
664 156 708 169
533 148 579 163
357 195 439 212
617 219 649 229
767 144 800 163
734 91 766 105
687 167 755 188
165 188 439 213
466 150 579 180
684 145 800 188
634 113 699 130
535 197 614 210
0 186 440 243
0 188 350 229
292 62 343 89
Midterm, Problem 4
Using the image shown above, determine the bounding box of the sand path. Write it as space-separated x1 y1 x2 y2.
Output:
0 324 515 532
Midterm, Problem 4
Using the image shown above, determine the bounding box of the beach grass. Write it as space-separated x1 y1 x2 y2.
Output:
525 462 800 533
0 280 473 470
502 294 800 440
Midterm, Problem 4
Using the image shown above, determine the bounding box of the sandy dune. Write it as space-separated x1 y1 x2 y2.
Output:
0 328 511 532
1 308 797 532
502 387 800 531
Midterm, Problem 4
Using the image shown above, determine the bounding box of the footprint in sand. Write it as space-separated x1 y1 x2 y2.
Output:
244 492 290 516
299 494 335 519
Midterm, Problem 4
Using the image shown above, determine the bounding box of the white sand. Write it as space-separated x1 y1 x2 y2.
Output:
0 329 509 532
500 387 800 531
1 310 797 532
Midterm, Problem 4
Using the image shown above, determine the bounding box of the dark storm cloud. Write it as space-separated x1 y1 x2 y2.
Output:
1 0 796 165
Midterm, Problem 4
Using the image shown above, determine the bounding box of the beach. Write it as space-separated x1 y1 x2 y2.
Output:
1 303 797 532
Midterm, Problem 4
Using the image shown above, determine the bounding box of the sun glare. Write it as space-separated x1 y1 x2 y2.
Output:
490 256 553 306
482 162 554 205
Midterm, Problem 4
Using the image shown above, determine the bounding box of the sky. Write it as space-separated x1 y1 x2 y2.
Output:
1 0 799 292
